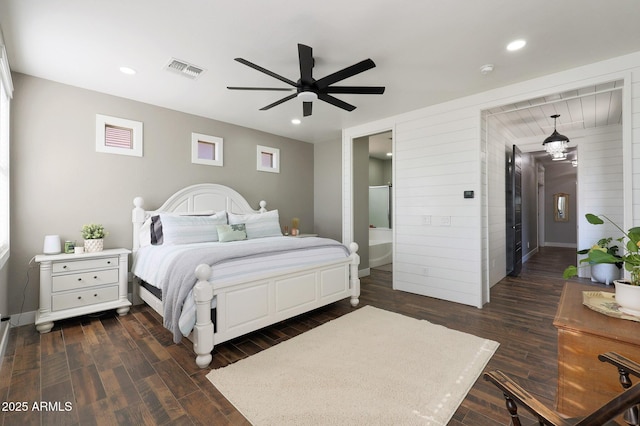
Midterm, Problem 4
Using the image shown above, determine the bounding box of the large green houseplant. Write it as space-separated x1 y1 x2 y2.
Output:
563 214 640 285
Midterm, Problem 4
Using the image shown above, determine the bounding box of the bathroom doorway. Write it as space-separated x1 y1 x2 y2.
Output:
368 131 393 272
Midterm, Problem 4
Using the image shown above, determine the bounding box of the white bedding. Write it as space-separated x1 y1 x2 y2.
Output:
132 236 350 339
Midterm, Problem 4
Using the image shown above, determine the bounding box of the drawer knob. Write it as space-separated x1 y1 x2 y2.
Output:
77 296 82 300
93 276 98 279
63 265 68 269
94 294 98 297
107 261 111 265
77 278 82 282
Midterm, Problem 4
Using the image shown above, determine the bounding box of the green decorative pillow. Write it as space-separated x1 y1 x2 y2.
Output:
216 223 247 242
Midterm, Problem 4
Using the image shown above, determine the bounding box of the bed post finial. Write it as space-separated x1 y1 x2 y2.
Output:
259 200 267 213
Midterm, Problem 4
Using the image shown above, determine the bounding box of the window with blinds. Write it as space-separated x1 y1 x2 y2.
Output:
256 145 280 173
95 114 143 157
191 133 223 167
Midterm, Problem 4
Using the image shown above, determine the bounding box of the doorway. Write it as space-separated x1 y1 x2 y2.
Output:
485 79 625 283
368 131 393 272
347 128 394 277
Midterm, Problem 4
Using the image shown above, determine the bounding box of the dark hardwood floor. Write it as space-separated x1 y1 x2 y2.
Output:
0 247 607 425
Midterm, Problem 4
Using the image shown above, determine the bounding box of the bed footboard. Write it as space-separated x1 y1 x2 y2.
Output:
189 242 360 369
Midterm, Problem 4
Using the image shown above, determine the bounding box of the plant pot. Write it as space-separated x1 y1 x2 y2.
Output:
590 263 621 285
614 279 640 316
84 238 104 253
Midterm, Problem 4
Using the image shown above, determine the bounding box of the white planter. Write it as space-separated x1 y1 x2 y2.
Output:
614 280 640 316
84 238 104 253
590 263 621 285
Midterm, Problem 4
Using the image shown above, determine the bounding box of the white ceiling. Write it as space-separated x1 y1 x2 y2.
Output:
1 1 638 144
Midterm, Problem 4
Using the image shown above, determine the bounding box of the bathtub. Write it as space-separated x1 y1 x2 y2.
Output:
369 227 392 268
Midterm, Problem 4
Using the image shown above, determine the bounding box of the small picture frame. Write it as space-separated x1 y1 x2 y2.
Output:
191 133 223 167
257 145 280 173
95 114 143 157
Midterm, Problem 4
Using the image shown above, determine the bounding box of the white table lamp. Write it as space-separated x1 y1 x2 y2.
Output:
43 235 61 254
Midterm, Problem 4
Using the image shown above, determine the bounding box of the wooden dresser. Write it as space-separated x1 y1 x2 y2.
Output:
554 282 640 416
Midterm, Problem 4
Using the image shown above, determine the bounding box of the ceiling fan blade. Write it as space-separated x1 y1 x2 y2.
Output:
324 86 385 95
315 59 376 89
303 101 313 117
234 58 297 87
318 93 356 112
259 93 297 111
298 44 314 85
227 86 295 91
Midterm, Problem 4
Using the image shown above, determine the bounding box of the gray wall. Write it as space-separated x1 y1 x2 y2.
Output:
544 161 577 245
369 157 392 186
313 139 342 242
9 73 314 315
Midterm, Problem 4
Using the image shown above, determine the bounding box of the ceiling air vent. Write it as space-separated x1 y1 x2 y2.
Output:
164 58 205 79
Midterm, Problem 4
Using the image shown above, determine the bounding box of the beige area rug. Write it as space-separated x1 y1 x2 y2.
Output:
207 305 499 426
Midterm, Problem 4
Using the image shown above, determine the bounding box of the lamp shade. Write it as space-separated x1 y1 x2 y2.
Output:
43 235 61 254
542 114 570 155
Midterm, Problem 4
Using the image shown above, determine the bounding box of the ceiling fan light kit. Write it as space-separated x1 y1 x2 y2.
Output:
297 91 318 102
227 43 385 117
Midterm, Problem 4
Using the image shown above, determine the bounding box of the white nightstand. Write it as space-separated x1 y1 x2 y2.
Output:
34 248 132 333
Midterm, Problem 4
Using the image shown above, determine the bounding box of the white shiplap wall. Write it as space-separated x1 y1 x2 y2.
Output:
576 125 624 278
343 50 640 309
393 109 483 307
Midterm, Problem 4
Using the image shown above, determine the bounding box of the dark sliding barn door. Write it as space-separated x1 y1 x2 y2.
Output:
506 144 522 276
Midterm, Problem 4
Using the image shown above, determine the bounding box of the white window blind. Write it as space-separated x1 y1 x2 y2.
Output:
104 124 133 149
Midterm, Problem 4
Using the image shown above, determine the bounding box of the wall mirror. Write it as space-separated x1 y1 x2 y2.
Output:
554 193 569 222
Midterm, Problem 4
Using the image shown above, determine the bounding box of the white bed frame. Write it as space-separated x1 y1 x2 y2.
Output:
131 183 360 368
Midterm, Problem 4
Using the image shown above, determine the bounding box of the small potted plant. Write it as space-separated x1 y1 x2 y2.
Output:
564 214 640 315
563 237 622 285
81 223 108 253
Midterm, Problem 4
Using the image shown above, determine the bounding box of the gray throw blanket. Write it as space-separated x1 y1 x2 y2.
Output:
159 237 350 342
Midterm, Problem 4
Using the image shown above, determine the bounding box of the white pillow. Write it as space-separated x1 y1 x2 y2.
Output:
228 210 282 239
151 211 228 245
139 217 153 247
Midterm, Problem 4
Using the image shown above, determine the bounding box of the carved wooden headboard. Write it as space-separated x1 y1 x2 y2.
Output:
131 183 266 251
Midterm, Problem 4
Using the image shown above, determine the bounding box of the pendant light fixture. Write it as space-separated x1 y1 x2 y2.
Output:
542 114 569 156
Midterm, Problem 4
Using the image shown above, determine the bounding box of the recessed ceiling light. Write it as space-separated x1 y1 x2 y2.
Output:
386 152 392 156
119 66 137 75
291 118 301 125
507 39 526 51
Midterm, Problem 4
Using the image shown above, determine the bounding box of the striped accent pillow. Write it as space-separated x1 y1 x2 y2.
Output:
228 210 282 239
153 211 228 245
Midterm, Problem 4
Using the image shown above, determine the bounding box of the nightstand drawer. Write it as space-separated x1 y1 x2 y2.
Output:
52 257 119 273
52 268 119 292
52 285 119 311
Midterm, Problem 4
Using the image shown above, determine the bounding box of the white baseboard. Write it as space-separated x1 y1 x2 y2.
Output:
359 268 371 278
522 247 539 263
544 242 577 249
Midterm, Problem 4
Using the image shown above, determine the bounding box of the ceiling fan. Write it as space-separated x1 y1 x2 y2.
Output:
227 43 385 117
